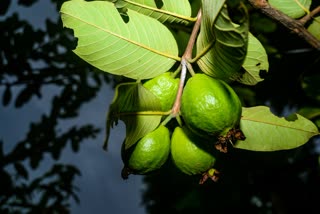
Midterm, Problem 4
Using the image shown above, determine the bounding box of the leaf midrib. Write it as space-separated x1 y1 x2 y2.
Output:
61 11 181 61
242 117 318 134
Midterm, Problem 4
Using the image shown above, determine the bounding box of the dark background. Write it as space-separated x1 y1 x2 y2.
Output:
1 0 320 214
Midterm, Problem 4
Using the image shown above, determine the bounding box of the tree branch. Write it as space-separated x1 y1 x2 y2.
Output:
248 0 320 50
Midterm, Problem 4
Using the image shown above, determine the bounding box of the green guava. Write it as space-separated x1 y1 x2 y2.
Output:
121 125 171 178
143 72 179 111
181 74 242 137
170 126 216 175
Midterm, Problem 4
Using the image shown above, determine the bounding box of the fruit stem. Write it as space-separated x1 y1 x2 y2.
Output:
171 9 202 117
182 9 202 60
171 59 187 116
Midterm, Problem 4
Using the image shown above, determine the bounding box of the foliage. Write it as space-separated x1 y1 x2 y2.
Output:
1 0 320 213
60 0 319 168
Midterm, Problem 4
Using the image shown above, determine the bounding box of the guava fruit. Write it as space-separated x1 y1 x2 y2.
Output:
170 126 216 175
143 72 179 111
121 125 171 178
181 73 242 138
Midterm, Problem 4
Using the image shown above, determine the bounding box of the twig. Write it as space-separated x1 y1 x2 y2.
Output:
299 6 320 25
171 10 202 116
248 0 320 50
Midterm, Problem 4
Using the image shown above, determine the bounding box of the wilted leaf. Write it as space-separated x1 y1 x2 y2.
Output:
235 106 319 151
60 0 179 80
307 17 320 40
115 0 194 25
269 0 311 19
240 33 269 85
196 0 248 82
105 82 162 149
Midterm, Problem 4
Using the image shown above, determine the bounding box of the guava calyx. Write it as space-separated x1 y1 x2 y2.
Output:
199 168 220 184
215 128 246 153
121 166 133 180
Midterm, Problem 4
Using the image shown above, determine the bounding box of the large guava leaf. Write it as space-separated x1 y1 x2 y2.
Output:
105 82 162 150
269 0 311 19
239 33 269 85
196 0 248 82
60 0 179 80
235 106 319 151
112 0 194 25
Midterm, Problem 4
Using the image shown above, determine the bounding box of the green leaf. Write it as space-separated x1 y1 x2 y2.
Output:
235 106 319 151
269 0 311 19
114 0 194 25
196 0 248 82
105 82 162 150
239 33 269 85
60 0 179 80
307 17 320 40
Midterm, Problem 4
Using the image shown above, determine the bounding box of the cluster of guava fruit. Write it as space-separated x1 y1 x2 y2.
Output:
121 72 245 183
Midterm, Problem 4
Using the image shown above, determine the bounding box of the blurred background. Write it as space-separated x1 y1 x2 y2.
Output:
0 0 320 214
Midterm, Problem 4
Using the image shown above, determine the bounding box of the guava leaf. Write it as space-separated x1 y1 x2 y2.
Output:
235 106 319 151
60 0 179 80
196 0 248 82
239 33 269 85
105 82 162 150
268 0 311 19
307 17 320 40
112 0 194 25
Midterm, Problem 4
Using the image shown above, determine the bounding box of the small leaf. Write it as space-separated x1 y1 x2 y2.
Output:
118 0 194 25
235 106 319 151
239 33 269 85
307 17 320 40
196 0 248 82
105 82 162 149
268 0 311 19
60 0 179 80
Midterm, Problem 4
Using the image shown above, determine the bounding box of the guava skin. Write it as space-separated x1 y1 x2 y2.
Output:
171 126 216 175
121 125 171 178
181 74 242 137
143 72 179 111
